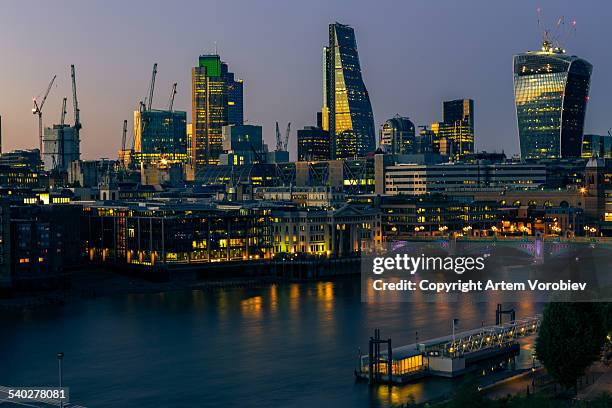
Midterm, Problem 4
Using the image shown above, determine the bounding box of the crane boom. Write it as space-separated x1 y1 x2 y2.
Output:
122 119 127 152
275 122 281 151
147 63 158 111
71 65 81 131
168 83 177 111
32 75 57 156
60 97 67 126
284 122 291 151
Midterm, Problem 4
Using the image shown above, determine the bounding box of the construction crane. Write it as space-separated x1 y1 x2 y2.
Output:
275 122 291 152
146 63 158 111
57 97 67 171
284 122 291 152
71 65 82 136
275 122 281 151
121 119 128 170
32 75 57 156
60 97 67 126
168 82 177 111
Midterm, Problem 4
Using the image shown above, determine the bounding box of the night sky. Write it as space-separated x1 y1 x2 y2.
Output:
0 0 609 159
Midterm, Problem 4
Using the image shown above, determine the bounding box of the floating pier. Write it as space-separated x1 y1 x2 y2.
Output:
356 310 541 384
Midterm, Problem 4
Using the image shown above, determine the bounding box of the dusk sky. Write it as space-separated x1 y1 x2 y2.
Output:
0 0 609 159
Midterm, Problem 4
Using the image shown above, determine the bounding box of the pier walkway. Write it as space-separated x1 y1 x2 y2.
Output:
357 315 542 384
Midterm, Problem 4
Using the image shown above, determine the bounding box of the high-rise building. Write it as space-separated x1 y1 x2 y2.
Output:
297 126 330 161
582 134 612 159
42 125 80 172
192 55 244 167
380 116 416 155
133 109 188 165
219 124 263 165
513 37 592 160
323 22 375 159
436 99 474 161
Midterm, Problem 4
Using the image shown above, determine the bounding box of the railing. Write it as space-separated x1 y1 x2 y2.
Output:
431 315 542 357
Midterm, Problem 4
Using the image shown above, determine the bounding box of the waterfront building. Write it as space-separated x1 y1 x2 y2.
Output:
80 200 380 268
81 201 273 266
270 204 381 256
133 109 188 166
581 134 612 159
297 126 330 161
323 22 375 159
380 116 416 155
42 125 80 172
192 55 244 167
513 38 592 159
378 162 546 196
379 195 499 237
9 204 82 288
0 200 10 289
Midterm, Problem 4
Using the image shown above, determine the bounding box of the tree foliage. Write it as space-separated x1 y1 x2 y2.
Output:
535 303 605 389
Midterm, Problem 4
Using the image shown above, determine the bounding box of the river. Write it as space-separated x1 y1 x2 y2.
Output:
0 277 543 407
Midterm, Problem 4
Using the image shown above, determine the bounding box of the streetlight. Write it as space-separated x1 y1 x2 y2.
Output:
57 352 64 408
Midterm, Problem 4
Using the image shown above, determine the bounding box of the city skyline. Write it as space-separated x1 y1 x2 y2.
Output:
0 0 610 160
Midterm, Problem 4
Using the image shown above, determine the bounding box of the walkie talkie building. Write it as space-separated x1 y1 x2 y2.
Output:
513 38 592 160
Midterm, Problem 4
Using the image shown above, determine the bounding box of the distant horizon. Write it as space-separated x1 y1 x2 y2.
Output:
0 0 609 160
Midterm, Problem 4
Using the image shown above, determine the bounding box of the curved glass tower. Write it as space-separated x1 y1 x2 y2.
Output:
513 40 592 160
323 22 375 159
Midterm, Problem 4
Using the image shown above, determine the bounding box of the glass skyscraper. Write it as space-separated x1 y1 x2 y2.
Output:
133 109 188 165
513 39 592 160
192 55 244 167
322 22 375 159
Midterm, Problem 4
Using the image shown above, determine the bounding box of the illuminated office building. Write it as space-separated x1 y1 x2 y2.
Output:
133 109 188 165
513 38 592 159
380 116 416 154
436 99 474 161
323 22 375 159
192 55 244 167
582 134 612 159
297 126 330 161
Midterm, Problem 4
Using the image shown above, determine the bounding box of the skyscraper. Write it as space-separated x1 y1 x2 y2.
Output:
437 99 474 161
192 55 244 167
513 37 592 160
322 22 375 159
133 109 188 165
380 116 415 155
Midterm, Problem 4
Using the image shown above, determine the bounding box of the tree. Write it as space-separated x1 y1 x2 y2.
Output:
535 303 605 390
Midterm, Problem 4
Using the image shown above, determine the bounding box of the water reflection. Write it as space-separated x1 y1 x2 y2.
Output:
0 277 545 408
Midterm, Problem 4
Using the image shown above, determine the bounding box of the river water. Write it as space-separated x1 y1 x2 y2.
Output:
0 277 543 407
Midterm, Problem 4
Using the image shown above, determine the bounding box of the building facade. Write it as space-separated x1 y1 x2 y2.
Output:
220 124 263 166
297 126 330 161
582 134 612 159
323 22 375 159
380 162 547 196
133 109 188 165
42 125 80 172
192 55 244 167
513 39 592 160
380 116 416 155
